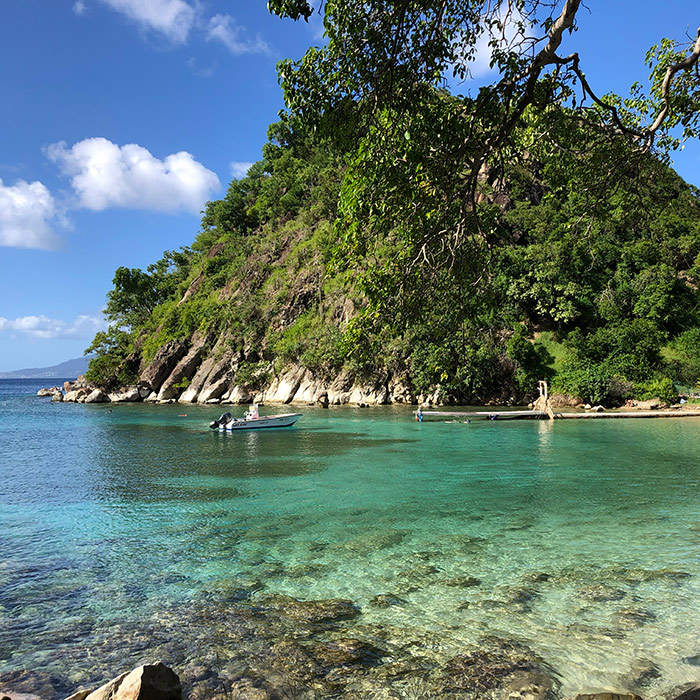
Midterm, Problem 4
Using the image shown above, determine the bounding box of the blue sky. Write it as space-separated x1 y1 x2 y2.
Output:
0 0 698 371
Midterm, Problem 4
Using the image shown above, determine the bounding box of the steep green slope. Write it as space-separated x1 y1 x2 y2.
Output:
84 115 700 406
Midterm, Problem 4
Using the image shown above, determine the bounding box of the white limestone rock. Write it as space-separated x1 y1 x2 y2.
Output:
157 331 208 401
37 386 62 397
72 662 181 700
84 389 110 403
64 388 91 402
108 387 141 403
223 385 252 404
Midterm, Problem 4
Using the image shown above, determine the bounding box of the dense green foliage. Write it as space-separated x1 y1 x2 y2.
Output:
85 109 700 404
85 3 700 404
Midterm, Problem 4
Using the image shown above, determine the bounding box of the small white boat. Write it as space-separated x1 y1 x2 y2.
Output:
209 405 302 431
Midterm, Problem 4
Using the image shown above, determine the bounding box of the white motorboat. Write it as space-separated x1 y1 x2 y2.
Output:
209 405 302 431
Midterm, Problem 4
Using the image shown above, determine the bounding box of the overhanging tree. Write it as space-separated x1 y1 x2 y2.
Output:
268 0 700 332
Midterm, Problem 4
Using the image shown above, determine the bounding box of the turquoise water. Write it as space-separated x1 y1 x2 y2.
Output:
2 379 700 696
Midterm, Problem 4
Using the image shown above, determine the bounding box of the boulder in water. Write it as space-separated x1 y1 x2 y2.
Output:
255 593 360 624
84 389 109 403
37 386 62 397
71 663 181 700
108 387 141 403
0 668 69 700
668 686 700 700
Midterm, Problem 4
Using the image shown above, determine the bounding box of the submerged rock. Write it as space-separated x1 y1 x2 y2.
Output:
601 566 692 585
629 662 662 688
578 584 627 602
369 594 406 608
261 639 322 681
336 529 407 554
397 564 440 580
308 638 385 669
614 607 657 629
0 669 70 700
438 576 482 588
284 563 330 579
571 694 645 700
1 692 44 700
667 684 700 700
210 674 293 700
503 670 558 700
522 572 553 584
500 584 541 610
254 594 361 624
438 639 558 699
547 564 691 588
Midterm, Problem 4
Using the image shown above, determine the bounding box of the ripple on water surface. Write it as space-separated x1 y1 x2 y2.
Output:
1 391 700 697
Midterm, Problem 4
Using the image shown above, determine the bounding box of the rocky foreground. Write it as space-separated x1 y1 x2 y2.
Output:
4 658 699 700
2 585 699 700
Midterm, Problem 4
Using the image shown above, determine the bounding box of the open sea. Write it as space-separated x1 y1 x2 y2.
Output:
2 378 700 698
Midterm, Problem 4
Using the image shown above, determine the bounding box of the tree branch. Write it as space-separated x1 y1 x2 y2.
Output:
647 27 700 136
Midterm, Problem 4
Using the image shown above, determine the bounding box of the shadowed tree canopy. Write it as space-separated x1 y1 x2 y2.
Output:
268 0 700 332
269 1 700 152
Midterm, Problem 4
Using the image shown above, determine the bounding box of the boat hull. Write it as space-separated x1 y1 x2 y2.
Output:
220 413 302 431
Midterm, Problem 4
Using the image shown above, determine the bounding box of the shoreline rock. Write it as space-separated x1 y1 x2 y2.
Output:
74 663 181 700
37 386 62 398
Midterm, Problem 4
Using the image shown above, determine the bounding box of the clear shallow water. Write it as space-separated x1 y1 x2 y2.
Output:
2 379 700 696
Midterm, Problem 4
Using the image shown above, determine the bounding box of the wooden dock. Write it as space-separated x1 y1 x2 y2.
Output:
554 409 700 419
416 383 700 421
417 409 700 421
419 410 548 420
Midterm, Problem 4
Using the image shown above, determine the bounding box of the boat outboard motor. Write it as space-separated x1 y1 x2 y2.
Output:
209 412 232 430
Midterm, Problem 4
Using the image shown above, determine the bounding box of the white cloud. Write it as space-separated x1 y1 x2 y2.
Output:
99 0 196 43
47 137 220 214
73 1 87 15
230 161 254 179
0 314 106 340
206 14 270 55
469 29 499 78
186 57 216 78
450 3 530 81
0 178 61 250
306 0 325 41
89 2 272 55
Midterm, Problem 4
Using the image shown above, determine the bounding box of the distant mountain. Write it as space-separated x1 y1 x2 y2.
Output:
0 356 92 379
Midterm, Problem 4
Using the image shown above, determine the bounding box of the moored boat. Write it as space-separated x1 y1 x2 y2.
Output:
209 405 302 431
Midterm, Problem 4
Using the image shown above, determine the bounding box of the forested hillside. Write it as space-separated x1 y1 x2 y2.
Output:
84 102 700 406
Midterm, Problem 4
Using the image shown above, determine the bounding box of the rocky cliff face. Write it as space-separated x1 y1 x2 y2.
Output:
53 340 429 407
